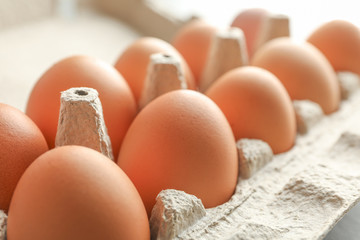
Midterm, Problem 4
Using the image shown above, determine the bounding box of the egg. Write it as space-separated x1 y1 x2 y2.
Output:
7 146 150 240
26 55 137 159
117 90 238 216
0 103 48 212
206 66 296 154
114 37 196 103
230 8 269 58
172 18 218 85
307 19 360 76
251 37 340 114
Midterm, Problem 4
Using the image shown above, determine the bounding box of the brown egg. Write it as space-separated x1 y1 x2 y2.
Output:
117 90 238 216
251 37 340 114
26 55 137 159
230 8 269 58
7 146 150 240
0 103 48 212
206 66 296 154
172 18 218 85
114 37 196 103
307 19 360 76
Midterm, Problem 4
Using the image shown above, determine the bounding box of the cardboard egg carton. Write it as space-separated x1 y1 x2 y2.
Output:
0 211 6 240
149 72 360 239
2 1 360 239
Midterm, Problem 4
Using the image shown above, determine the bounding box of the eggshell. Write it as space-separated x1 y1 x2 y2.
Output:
114 37 196 103
117 89 238 216
7 146 150 240
0 103 48 212
251 37 340 114
206 66 296 154
172 18 218 85
26 55 137 159
230 8 269 58
307 19 360 76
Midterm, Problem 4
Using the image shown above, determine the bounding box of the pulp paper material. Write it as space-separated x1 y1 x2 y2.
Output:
293 100 324 134
0 211 6 240
337 72 360 99
150 190 206 239
237 138 273 179
151 81 360 240
56 87 114 160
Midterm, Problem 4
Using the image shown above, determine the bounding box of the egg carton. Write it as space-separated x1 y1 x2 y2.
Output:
1 3 360 238
29 51 352 240
147 72 360 240
1 78 359 240
3 33 360 240
1 76 359 240
0 211 6 240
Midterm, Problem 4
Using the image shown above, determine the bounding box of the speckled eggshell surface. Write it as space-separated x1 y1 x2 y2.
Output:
0 103 48 212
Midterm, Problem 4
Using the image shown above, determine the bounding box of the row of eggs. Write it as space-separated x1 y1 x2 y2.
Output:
2 8 360 239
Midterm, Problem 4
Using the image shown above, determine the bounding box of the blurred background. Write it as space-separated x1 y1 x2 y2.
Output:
2 0 359 42
148 0 360 42
1 0 360 239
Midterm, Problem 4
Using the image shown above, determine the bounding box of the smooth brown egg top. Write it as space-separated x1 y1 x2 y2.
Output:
117 89 238 216
26 55 137 159
230 8 269 59
252 37 340 114
114 37 196 104
0 103 48 212
7 146 150 240
307 19 360 76
206 66 296 154
172 18 218 85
